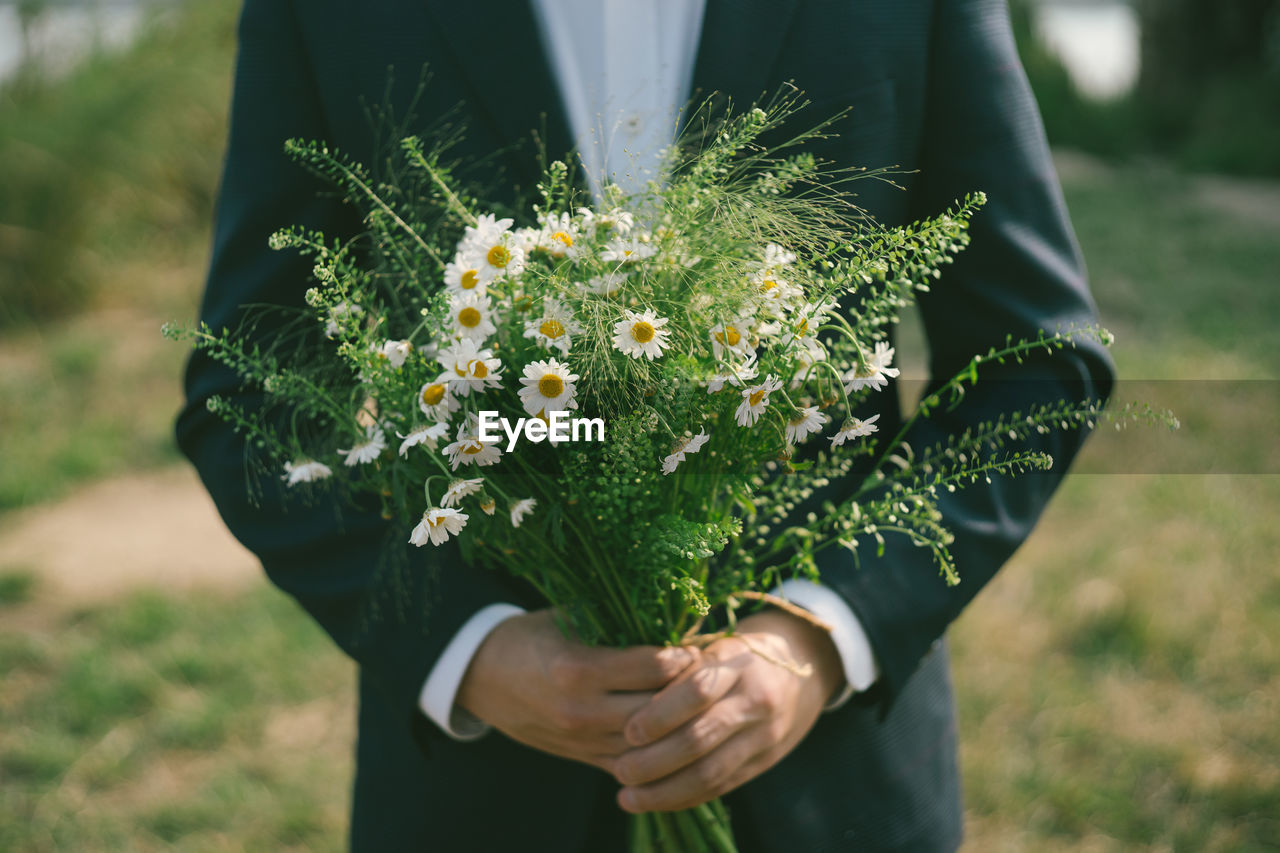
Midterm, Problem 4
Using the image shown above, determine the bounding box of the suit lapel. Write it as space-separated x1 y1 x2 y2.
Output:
419 0 574 180
690 0 803 108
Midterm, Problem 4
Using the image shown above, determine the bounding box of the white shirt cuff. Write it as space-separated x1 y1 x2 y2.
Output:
775 579 880 710
419 603 526 741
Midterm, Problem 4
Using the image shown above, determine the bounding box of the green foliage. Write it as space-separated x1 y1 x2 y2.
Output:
0 0 235 327
0 568 37 605
1010 0 1280 177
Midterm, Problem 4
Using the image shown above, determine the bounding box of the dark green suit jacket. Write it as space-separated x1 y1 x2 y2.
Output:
178 1 1115 849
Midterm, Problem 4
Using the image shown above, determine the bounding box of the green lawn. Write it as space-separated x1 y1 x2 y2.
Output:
1 4 1277 846
0 0 234 509
0 581 354 852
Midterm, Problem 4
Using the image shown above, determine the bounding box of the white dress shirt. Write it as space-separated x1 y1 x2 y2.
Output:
420 0 879 740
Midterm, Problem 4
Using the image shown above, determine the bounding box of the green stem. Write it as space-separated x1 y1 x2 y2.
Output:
695 801 739 853
672 809 713 853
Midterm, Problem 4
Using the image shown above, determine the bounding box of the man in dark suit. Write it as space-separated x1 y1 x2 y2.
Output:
178 1 1114 850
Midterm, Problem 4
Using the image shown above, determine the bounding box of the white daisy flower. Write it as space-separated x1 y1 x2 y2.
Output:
443 257 490 295
442 434 502 470
612 309 671 360
398 422 449 457
761 243 797 269
324 301 363 339
750 269 802 303
522 298 582 354
735 375 783 427
437 338 503 396
518 358 579 417
785 299 837 346
530 212 582 259
282 459 332 486
478 497 497 516
510 226 540 255
710 318 754 360
842 342 901 393
369 338 413 369
510 498 537 528
661 429 710 475
449 291 497 342
785 406 829 444
460 214 525 279
337 424 387 467
707 355 759 393
441 477 484 508
579 207 634 238
831 414 881 447
459 213 513 249
443 418 502 470
582 271 627 296
417 379 458 421
600 236 656 264
409 507 468 547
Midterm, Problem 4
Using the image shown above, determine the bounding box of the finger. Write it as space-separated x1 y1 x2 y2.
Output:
624 656 740 746
589 644 697 692
555 690 656 735
617 730 767 814
511 723 634 766
613 694 750 787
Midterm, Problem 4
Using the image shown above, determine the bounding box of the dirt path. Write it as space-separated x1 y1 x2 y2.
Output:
0 465 259 604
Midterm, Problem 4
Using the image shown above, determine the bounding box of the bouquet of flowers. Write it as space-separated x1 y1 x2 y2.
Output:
168 94 1165 851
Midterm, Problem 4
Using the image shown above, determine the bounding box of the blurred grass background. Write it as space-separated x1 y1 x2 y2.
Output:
1 1 1277 850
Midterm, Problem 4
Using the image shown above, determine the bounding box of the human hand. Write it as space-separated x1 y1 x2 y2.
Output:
456 609 695 772
612 609 844 813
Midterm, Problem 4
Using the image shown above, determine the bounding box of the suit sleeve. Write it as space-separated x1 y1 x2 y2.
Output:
819 0 1116 708
176 0 514 748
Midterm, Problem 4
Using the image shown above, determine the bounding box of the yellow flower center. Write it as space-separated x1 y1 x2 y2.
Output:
469 359 489 379
631 321 655 344
538 374 565 399
460 269 481 289
761 278 778 291
714 326 741 347
421 384 446 406
457 306 483 328
551 230 573 248
462 443 484 455
540 318 565 339
486 245 511 268
515 295 534 312
428 515 447 528
749 389 766 407
794 318 809 336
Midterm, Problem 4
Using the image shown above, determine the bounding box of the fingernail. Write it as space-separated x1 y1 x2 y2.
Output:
665 646 692 667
